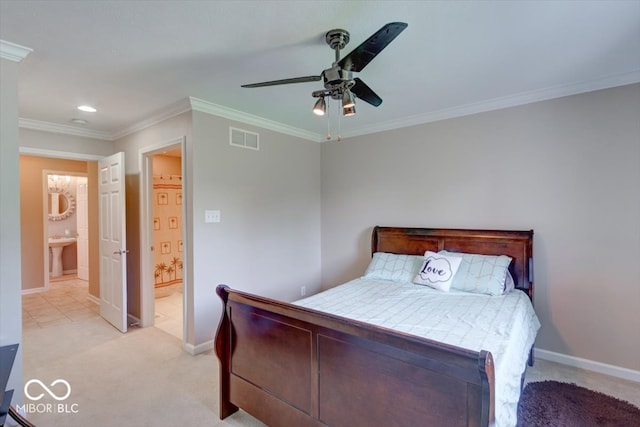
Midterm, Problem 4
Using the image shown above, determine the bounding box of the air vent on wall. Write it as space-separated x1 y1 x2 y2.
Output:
230 127 259 150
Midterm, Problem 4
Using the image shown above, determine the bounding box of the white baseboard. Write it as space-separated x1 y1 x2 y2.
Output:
86 294 100 305
184 339 214 355
127 314 141 327
21 286 46 295
535 348 640 383
48 269 78 277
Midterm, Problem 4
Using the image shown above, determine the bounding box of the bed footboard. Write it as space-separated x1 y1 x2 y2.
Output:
215 285 495 427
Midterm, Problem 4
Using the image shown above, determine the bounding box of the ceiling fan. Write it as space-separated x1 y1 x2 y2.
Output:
241 22 408 117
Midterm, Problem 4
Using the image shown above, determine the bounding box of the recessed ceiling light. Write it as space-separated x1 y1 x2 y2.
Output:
77 105 97 112
70 118 89 125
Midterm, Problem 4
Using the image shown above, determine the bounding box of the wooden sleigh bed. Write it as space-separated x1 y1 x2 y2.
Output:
215 226 534 427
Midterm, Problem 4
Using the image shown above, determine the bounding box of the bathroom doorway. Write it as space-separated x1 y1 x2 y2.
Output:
18 153 98 297
44 171 89 290
20 154 102 331
139 137 187 342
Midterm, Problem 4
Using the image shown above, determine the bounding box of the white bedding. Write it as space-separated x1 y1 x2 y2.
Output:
294 278 541 427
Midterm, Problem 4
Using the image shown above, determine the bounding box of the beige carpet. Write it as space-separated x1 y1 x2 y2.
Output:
20 289 639 426
21 317 265 427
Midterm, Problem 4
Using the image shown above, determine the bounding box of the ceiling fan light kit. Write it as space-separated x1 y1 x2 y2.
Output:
313 97 327 116
242 22 407 136
342 88 355 109
343 105 356 117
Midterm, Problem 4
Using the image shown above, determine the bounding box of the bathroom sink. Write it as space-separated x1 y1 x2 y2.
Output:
48 236 77 247
49 237 76 278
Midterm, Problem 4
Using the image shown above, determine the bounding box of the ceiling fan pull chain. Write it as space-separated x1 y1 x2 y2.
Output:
326 97 332 141
337 101 342 142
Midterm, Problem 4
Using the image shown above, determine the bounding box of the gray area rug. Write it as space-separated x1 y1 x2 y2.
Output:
517 380 640 426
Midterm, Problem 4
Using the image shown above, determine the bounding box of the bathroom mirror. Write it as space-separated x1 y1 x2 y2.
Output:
48 187 75 221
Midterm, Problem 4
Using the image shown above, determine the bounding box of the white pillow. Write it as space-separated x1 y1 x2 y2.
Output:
413 251 462 292
364 252 424 283
504 270 515 293
439 250 512 296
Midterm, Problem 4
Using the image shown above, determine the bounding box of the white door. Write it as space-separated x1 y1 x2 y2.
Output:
98 152 128 332
76 177 89 281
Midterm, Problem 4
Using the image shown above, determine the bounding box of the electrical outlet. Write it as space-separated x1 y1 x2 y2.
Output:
300 286 306 297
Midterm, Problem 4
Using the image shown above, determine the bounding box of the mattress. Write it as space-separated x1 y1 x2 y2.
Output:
295 278 541 427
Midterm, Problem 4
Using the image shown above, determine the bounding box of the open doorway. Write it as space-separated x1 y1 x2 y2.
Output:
20 154 102 331
43 171 89 289
21 151 131 333
139 137 187 342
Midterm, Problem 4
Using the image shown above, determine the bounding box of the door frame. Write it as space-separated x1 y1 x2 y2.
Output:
18 145 102 295
139 137 188 344
41 169 89 291
75 176 89 281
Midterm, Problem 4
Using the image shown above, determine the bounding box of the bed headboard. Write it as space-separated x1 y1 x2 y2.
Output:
372 226 534 299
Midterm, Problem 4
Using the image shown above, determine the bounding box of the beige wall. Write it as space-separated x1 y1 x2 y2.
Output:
190 112 322 346
113 112 192 322
1 56 24 403
20 128 114 157
152 154 181 175
10 81 636 374
114 110 322 350
19 156 100 297
320 83 640 371
86 161 100 298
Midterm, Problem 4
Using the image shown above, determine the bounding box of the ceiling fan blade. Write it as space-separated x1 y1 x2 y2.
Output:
241 75 321 88
337 22 408 72
351 78 382 107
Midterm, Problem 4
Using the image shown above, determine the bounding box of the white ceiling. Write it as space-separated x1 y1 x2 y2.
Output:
1 1 639 142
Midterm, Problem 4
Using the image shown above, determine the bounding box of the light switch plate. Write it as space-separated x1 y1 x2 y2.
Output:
205 210 220 223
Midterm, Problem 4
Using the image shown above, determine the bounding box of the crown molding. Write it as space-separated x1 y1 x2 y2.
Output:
341 69 640 139
19 118 113 140
19 146 104 161
189 97 323 142
111 98 192 140
17 70 639 143
0 39 33 62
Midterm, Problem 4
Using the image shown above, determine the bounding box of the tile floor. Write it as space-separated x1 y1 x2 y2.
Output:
153 288 183 340
22 276 100 330
22 276 183 341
